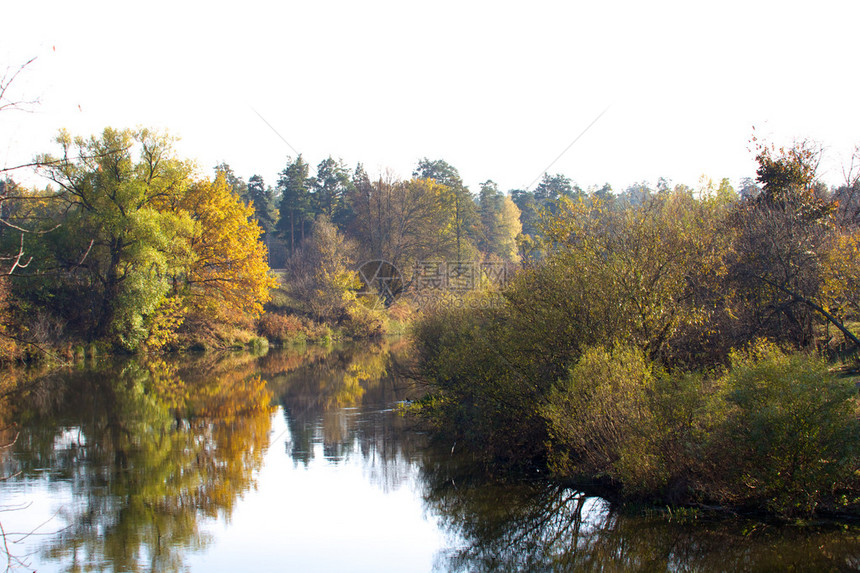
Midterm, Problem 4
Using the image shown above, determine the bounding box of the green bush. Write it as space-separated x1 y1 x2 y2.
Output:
543 346 654 487
412 302 551 468
542 345 717 497
541 342 860 514
247 336 269 355
716 343 860 516
412 283 860 516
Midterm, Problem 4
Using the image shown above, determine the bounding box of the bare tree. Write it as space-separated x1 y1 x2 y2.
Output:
0 58 40 276
0 57 38 116
835 145 860 228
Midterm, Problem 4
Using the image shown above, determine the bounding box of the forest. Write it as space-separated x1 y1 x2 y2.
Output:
410 140 860 518
0 126 535 358
3 124 860 518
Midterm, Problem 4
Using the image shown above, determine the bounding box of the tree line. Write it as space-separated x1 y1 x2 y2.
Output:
3 122 860 369
411 140 860 518
220 154 524 267
0 125 542 356
0 128 276 355
212 154 526 337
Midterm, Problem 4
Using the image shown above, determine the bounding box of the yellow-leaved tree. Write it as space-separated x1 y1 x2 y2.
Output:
30 128 277 352
164 173 277 338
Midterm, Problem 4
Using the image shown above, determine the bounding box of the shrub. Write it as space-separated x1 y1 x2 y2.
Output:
257 312 334 344
715 343 860 516
258 312 307 343
412 302 551 468
247 336 269 355
341 303 386 339
543 345 664 493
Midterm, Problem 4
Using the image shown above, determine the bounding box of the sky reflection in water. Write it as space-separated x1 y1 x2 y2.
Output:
1 343 859 572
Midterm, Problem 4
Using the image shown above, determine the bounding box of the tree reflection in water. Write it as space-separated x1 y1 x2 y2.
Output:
0 340 421 572
1 353 275 572
264 339 425 494
422 454 860 572
3 341 859 572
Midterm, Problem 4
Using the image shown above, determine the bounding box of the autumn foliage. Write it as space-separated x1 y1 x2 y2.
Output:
4 128 276 352
413 143 860 517
173 174 277 320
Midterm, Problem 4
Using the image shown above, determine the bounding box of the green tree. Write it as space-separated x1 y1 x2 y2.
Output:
413 157 462 189
590 182 614 204
412 187 735 465
511 174 583 257
246 174 277 236
312 156 353 221
533 172 582 204
510 188 539 241
619 181 653 207
31 129 275 351
530 189 731 364
277 155 313 256
478 180 501 254
413 158 478 262
719 344 860 516
37 128 193 349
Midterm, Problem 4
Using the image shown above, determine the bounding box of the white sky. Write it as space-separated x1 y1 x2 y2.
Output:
1 0 858 194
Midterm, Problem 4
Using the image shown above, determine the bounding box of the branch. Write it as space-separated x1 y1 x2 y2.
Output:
755 274 860 350
5 234 31 275
76 239 94 267
0 57 38 111
0 330 70 365
0 215 61 235
843 145 860 189
0 156 67 175
0 431 18 450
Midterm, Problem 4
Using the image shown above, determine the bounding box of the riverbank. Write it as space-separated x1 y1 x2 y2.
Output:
410 302 860 520
407 180 860 520
0 294 408 368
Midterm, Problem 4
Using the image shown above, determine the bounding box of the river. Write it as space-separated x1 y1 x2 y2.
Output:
0 340 858 572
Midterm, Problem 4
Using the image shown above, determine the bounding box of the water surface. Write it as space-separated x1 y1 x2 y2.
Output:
1 342 858 572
